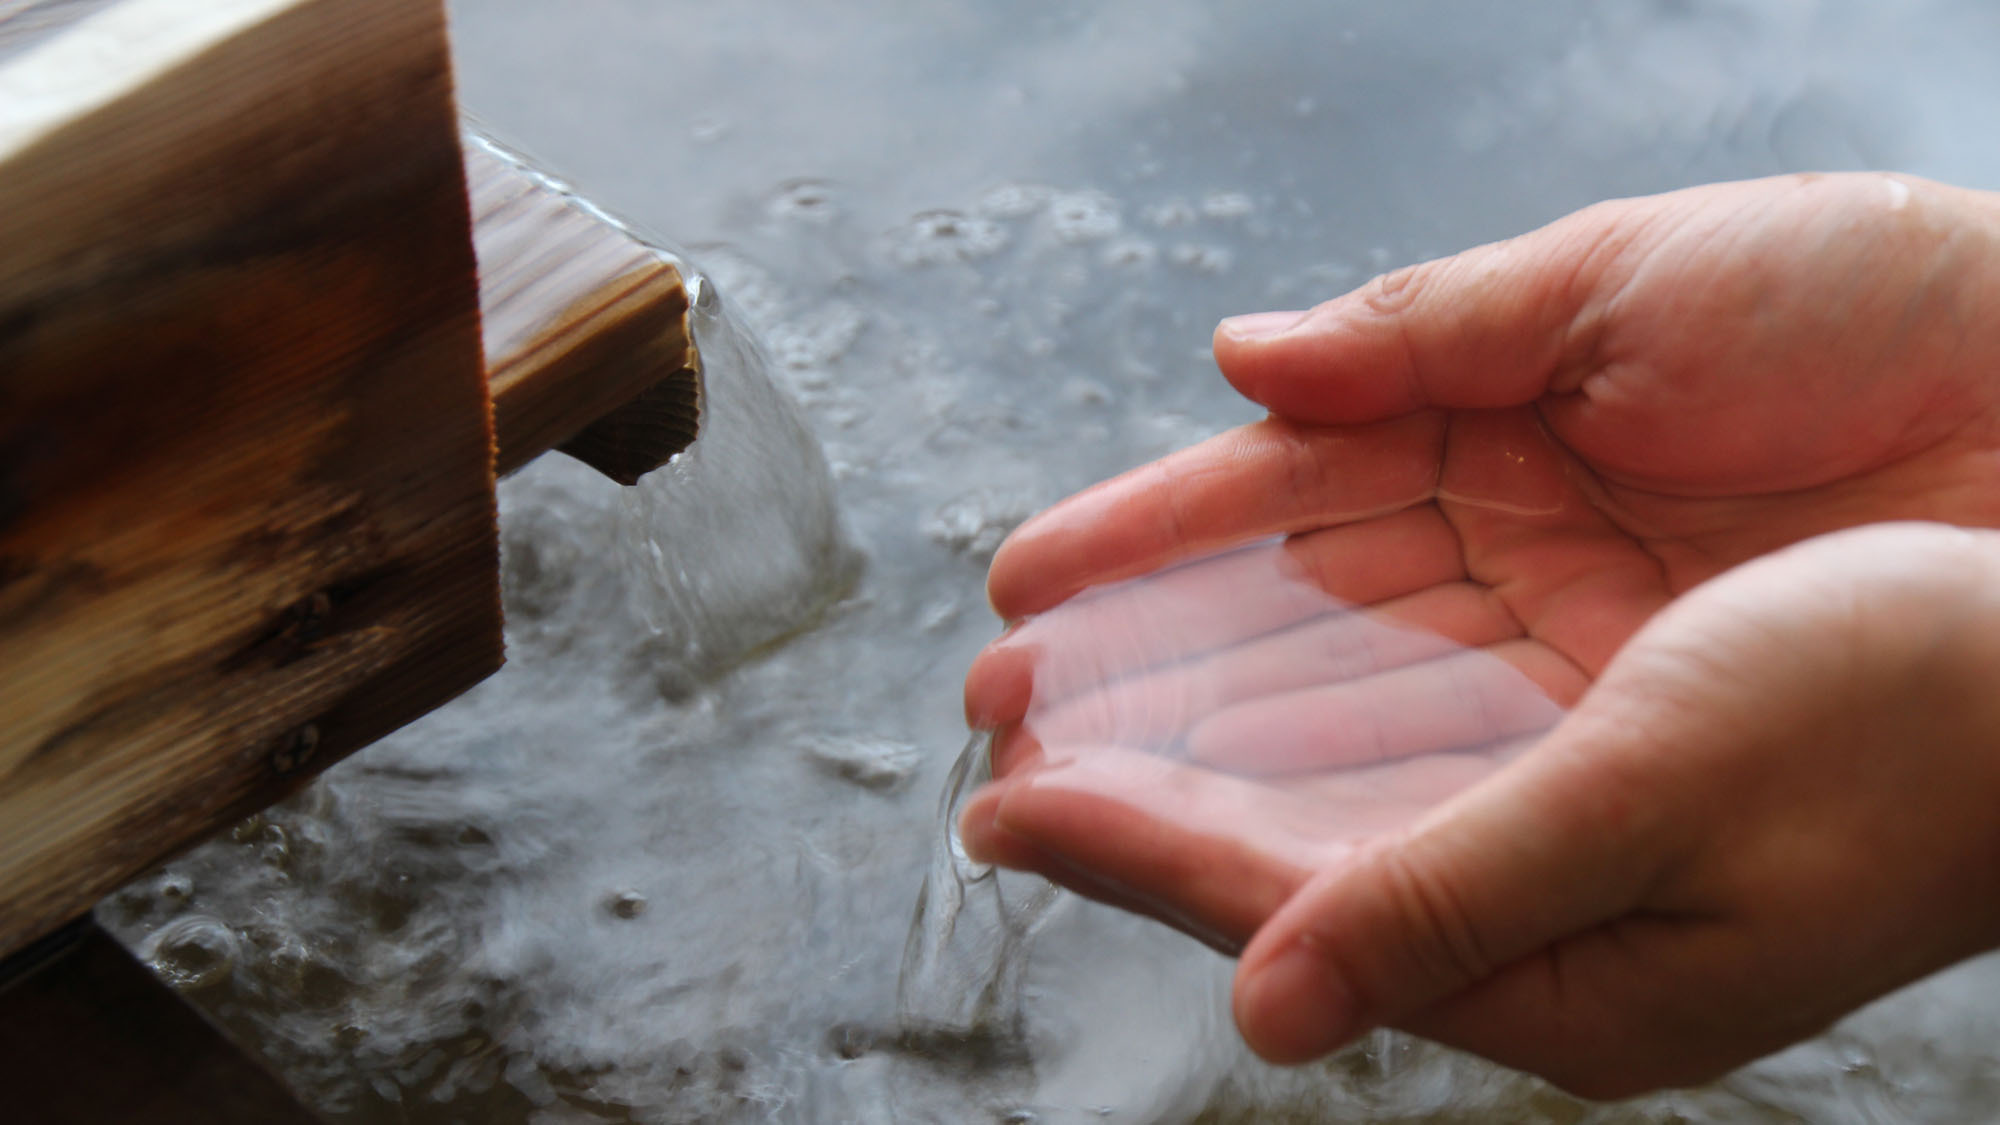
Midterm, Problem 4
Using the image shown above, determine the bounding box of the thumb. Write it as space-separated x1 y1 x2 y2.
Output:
1229 720 1668 1064
1212 200 1636 424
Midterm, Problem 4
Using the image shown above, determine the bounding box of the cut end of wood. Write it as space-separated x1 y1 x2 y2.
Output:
469 127 702 485
557 358 701 486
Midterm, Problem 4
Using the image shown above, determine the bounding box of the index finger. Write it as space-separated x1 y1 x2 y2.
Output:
988 411 1447 618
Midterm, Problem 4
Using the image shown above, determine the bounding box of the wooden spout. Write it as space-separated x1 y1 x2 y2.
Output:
468 130 703 485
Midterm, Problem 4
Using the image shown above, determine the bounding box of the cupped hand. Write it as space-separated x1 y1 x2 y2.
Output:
968 523 2000 1096
958 172 2000 1094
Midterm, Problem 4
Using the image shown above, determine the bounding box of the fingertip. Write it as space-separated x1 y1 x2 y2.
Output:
956 781 1021 864
1232 941 1364 1065
1212 299 1418 423
964 636 1036 729
986 513 1068 620
1214 309 1310 344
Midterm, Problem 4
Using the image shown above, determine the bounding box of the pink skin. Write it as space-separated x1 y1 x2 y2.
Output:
958 173 2000 1097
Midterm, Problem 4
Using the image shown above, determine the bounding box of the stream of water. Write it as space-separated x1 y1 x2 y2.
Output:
103 1 2000 1121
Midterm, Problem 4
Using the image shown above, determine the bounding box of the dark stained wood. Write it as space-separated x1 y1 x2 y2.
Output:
0 0 503 958
0 919 324 1123
468 129 703 483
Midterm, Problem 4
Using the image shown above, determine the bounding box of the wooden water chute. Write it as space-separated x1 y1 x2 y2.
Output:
1 0 702 1118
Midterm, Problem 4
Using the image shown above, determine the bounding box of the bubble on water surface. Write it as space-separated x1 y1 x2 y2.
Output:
1140 199 1198 228
1099 238 1158 268
1167 243 1234 274
887 209 1011 265
767 177 841 224
143 915 240 991
977 183 1054 218
1048 191 1122 243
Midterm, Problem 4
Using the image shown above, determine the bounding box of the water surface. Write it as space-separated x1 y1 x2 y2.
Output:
109 2 2000 1121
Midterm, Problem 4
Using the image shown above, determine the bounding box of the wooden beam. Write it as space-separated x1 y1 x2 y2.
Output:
469 128 702 484
0 0 502 957
0 919 325 1123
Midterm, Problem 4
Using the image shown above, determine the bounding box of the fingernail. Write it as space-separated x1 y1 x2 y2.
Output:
1237 944 1357 1063
1217 309 1308 341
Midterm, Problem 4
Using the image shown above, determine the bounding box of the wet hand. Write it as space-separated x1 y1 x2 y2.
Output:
969 524 2000 1096
960 173 2000 1094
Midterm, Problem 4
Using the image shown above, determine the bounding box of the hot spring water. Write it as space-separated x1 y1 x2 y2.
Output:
107 0 2000 1120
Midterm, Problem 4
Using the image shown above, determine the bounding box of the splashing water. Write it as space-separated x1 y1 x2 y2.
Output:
892 533 1569 1122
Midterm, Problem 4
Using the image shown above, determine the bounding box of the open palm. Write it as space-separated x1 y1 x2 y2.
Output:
959 174 2000 1028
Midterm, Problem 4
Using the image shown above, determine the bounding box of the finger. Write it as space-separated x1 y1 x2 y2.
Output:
1230 714 1669 1065
986 412 1448 618
1211 202 1627 423
1290 744 1522 811
1187 638 1580 775
958 775 1276 955
1022 580 1521 754
987 724 1042 777
1390 915 1744 1100
967 505 1466 728
975 749 1383 951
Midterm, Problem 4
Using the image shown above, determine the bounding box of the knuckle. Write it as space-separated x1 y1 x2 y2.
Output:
1373 843 1497 995
1364 260 1429 315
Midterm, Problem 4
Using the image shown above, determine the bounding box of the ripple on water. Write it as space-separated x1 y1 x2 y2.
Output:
1048 191 1122 243
142 915 240 991
886 209 1010 267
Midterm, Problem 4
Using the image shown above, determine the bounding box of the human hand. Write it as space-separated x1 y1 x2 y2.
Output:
960 172 2000 1093
964 522 2000 1096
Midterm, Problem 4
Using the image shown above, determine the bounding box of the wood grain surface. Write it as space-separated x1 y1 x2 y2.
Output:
469 129 702 484
0 0 503 957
